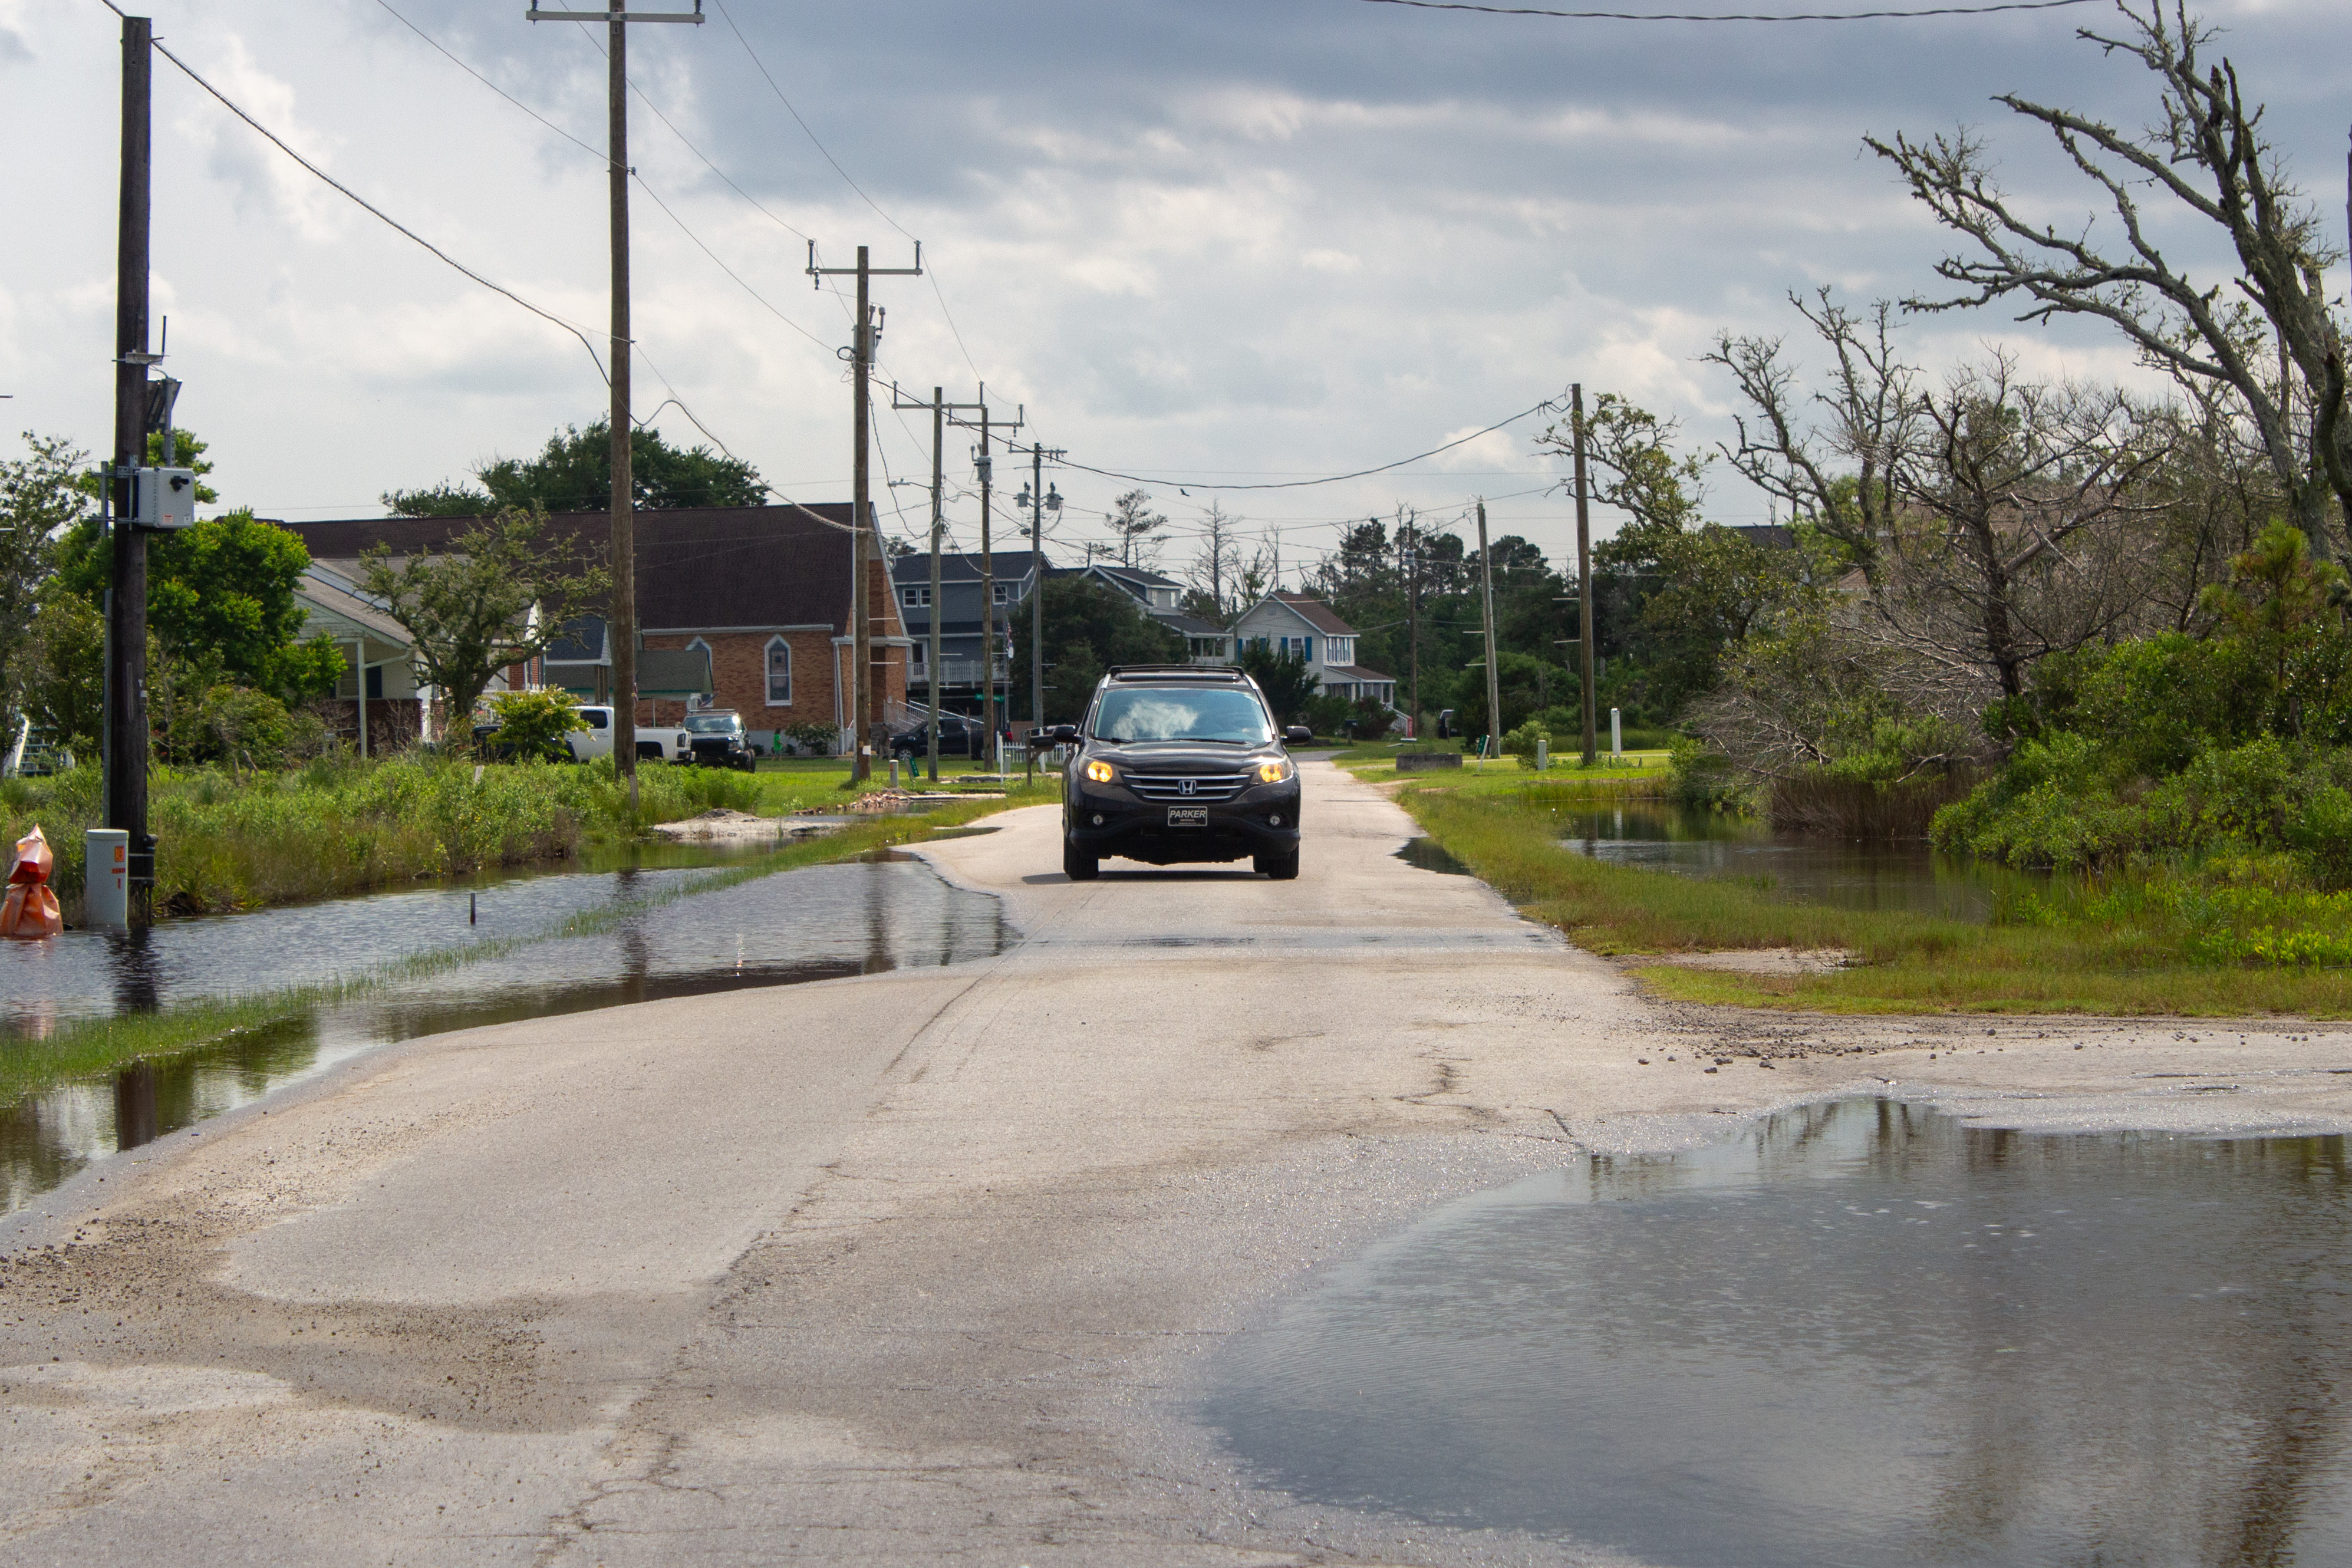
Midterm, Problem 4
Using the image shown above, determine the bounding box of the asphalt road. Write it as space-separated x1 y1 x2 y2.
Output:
5 760 2351 1565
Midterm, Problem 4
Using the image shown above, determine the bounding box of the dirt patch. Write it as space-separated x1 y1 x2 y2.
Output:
1631 947 1853 976
647 808 789 842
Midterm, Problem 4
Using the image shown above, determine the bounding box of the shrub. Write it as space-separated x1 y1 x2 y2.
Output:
780 720 839 757
486 687 588 760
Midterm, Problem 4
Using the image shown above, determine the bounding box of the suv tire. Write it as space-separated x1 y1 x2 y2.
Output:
1254 849 1299 880
1063 839 1099 881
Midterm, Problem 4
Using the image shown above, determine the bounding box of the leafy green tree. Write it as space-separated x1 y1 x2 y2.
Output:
382 421 766 516
16 591 104 759
1 434 85 734
1236 643 1317 724
357 506 611 730
1012 576 1185 724
52 505 344 703
1456 648 1576 740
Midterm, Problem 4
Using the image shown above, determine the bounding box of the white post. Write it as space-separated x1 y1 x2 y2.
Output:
1536 737 1549 771
353 639 368 759
1610 706 1622 759
85 828 128 931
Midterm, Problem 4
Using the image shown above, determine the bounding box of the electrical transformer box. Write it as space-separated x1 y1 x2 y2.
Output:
131 467 197 529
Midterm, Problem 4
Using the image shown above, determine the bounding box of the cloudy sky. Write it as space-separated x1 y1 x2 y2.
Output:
3 0 2347 582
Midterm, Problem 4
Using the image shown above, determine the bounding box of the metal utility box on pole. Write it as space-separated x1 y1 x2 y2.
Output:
1477 500 1501 764
527 1 704 809
809 243 921 782
1573 384 1597 766
106 11 156 917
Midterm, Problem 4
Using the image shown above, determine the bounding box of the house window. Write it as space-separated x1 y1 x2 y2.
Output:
992 583 1013 605
765 635 792 706
900 585 930 608
1279 635 1315 661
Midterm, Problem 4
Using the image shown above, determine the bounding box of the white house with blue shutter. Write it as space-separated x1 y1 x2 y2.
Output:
1230 592 1398 708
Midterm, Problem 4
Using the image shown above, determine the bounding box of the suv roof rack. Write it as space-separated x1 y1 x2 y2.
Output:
1104 664 1250 681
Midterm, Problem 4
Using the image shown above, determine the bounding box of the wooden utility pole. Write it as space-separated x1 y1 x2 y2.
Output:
106 11 154 914
1009 442 1063 736
1476 500 1501 764
894 384 986 781
1573 384 1597 766
809 244 921 780
1398 510 1422 740
528 1 703 807
947 391 1020 766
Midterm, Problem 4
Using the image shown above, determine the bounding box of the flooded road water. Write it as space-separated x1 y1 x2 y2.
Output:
1207 1098 2352 1566
1 853 1005 1213
1556 803 2043 922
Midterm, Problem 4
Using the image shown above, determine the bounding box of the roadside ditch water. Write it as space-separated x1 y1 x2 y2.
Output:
1554 802 2044 922
1206 1097 2352 1566
1 844 1006 1213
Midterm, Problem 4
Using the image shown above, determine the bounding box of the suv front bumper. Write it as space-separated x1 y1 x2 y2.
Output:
1065 780 1302 864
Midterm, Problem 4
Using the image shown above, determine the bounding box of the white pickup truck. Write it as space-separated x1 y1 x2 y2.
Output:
561 706 692 764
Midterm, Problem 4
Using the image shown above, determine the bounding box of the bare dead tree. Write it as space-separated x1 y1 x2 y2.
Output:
1705 291 1921 577
1866 0 2350 559
1870 360 2174 700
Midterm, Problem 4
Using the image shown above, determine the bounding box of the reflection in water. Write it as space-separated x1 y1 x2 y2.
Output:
1208 1099 2352 1567
1554 803 2045 922
2 859 1005 1214
106 928 163 1015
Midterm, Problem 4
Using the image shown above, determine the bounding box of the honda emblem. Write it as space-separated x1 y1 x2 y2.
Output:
1179 778 1197 796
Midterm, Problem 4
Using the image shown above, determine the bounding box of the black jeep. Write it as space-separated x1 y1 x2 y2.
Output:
1050 666 1309 881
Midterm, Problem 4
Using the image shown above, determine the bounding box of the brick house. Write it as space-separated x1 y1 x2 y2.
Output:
285 503 905 752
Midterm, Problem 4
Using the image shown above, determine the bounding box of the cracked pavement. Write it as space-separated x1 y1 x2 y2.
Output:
6 760 2352 1565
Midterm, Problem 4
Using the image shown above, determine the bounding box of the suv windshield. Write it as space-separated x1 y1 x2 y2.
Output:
1092 687 1273 745
684 714 740 734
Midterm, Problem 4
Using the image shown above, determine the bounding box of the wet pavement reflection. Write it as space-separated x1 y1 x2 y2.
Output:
1208 1099 2352 1566
1 857 1004 1213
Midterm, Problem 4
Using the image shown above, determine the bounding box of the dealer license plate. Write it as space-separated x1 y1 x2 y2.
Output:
1166 806 1208 828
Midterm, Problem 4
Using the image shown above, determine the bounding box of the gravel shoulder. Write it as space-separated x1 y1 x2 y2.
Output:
5 761 2351 1565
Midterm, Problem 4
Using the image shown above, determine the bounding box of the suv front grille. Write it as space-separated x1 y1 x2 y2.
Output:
1126 769 1253 803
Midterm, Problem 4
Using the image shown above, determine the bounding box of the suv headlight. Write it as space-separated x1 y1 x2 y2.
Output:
1257 757 1294 784
1084 759 1115 784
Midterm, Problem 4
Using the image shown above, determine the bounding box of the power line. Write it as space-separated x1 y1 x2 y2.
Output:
132 15 611 383
372 0 601 161
710 0 912 241
1336 0 2095 19
1052 398 1561 492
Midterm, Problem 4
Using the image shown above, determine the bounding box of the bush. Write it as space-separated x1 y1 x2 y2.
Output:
780 720 839 757
1301 694 1355 737
1503 719 1550 765
1349 699 1395 742
486 687 588 760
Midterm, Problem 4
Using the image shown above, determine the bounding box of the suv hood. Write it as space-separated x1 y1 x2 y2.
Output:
1092 739 1282 770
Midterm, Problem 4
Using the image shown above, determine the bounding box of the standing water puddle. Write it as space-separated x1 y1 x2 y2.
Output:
2 854 1004 1212
1207 1098 2352 1565
1557 803 2044 922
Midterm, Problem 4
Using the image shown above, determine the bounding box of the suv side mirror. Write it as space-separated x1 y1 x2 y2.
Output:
1283 726 1313 747
1050 724 1079 743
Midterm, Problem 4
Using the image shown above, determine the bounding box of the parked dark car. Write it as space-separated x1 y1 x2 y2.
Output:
1051 665 1309 881
1435 708 1458 740
683 710 756 770
890 710 986 762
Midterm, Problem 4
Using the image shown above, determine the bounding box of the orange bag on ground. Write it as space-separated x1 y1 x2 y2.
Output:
2 825 62 939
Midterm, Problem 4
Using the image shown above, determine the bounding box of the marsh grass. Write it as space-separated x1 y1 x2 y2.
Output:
0 781 1058 1105
0 756 894 921
1400 786 2352 1019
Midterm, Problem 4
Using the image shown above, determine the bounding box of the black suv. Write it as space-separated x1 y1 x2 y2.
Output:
683 710 756 770
1049 666 1310 881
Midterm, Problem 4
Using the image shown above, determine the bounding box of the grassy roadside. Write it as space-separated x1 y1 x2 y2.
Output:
1391 782 2352 1020
0 782 1059 1106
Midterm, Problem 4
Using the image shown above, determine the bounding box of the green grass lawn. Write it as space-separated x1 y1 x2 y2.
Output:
1396 783 2352 1019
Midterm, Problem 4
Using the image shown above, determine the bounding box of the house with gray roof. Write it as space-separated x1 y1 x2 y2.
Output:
1230 591 1396 708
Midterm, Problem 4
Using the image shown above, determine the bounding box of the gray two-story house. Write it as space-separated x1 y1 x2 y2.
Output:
891 551 1047 717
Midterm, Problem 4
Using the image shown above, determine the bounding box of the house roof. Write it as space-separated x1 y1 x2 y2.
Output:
1159 612 1227 637
1322 664 1394 684
294 565 410 662
1087 562 1181 591
890 551 1051 585
287 503 869 633
1240 591 1356 637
